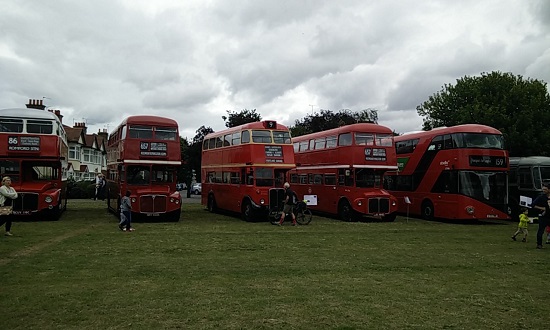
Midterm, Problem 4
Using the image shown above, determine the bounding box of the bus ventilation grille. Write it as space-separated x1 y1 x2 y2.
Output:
140 195 167 213
368 198 390 214
12 193 39 212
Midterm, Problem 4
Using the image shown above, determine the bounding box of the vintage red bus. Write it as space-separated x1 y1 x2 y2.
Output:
106 115 182 221
289 123 399 222
384 124 509 221
201 120 295 221
0 108 69 219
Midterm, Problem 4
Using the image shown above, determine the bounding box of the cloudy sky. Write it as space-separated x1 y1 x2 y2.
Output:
1 0 549 140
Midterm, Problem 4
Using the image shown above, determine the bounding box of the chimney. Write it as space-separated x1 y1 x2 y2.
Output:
26 99 46 110
74 122 87 134
47 109 63 123
97 129 108 140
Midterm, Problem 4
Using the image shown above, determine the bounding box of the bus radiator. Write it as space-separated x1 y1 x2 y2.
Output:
368 198 390 214
12 193 39 212
139 195 167 213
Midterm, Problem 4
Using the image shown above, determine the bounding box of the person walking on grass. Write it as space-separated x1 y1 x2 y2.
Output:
511 207 529 242
531 183 550 249
277 182 297 226
119 190 135 232
0 176 18 237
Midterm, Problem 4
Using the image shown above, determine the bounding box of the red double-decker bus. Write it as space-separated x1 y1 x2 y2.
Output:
106 115 182 221
289 123 399 222
0 108 69 219
201 120 295 221
384 124 509 221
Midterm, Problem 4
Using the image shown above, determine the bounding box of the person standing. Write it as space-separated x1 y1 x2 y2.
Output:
94 173 102 201
531 183 550 249
278 182 297 226
119 190 134 232
0 176 18 236
511 207 529 242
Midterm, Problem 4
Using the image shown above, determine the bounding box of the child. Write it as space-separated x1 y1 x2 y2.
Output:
511 207 529 242
119 190 134 232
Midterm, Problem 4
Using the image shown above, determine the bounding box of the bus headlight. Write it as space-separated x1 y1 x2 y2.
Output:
358 201 362 206
392 201 396 206
260 198 265 205
45 196 53 203
170 198 174 203
465 206 475 215
131 198 136 203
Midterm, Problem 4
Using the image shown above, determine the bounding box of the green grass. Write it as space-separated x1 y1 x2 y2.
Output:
0 200 547 329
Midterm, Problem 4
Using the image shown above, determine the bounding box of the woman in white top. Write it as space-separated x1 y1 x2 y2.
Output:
0 176 18 236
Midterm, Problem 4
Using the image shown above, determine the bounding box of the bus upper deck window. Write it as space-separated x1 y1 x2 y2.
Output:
155 127 177 140
0 119 23 133
355 133 374 146
252 130 272 143
129 125 153 139
27 120 53 134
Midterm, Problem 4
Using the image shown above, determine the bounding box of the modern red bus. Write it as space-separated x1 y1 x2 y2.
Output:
384 124 509 221
0 107 69 219
289 123 399 222
201 120 295 221
106 115 182 221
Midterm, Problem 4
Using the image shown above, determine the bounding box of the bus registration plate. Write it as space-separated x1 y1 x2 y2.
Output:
12 210 31 215
145 213 160 217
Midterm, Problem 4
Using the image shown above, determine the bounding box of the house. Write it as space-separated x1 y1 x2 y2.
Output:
64 122 108 181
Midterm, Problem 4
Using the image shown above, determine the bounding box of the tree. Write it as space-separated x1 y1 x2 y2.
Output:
186 125 214 184
222 109 262 128
416 71 550 156
290 109 378 137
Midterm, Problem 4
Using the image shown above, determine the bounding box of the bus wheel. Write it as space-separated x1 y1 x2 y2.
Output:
242 200 253 222
207 195 217 213
339 200 355 222
421 200 434 221
382 213 396 222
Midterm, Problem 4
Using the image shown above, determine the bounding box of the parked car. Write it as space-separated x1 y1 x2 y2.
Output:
191 183 202 195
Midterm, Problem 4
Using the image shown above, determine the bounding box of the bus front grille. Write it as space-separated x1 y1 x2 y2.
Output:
368 198 390 214
12 193 39 212
140 195 167 213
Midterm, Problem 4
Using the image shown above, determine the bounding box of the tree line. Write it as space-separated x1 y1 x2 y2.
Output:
178 71 550 184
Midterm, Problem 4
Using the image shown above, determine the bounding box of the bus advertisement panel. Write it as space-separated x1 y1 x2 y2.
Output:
289 123 399 222
0 108 69 220
106 115 182 221
201 120 295 221
385 124 509 221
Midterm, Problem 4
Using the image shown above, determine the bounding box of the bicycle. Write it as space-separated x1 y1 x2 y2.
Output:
270 200 313 225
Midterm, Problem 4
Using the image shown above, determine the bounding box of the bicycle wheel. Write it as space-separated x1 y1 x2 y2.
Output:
296 209 312 225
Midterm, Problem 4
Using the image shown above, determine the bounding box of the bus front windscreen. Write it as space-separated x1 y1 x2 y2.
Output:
458 171 507 204
126 165 150 185
255 168 274 187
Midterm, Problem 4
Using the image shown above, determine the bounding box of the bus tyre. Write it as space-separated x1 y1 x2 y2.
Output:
382 213 397 222
339 200 355 222
242 200 253 222
207 195 217 213
421 200 435 221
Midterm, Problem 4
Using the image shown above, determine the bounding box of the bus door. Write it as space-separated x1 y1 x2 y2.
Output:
431 170 458 218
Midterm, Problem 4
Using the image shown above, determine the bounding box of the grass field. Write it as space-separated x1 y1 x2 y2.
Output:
0 199 548 329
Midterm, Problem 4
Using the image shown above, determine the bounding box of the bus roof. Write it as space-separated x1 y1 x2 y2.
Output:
0 108 61 122
510 156 550 167
395 124 502 141
292 123 392 142
119 115 178 127
204 120 290 139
